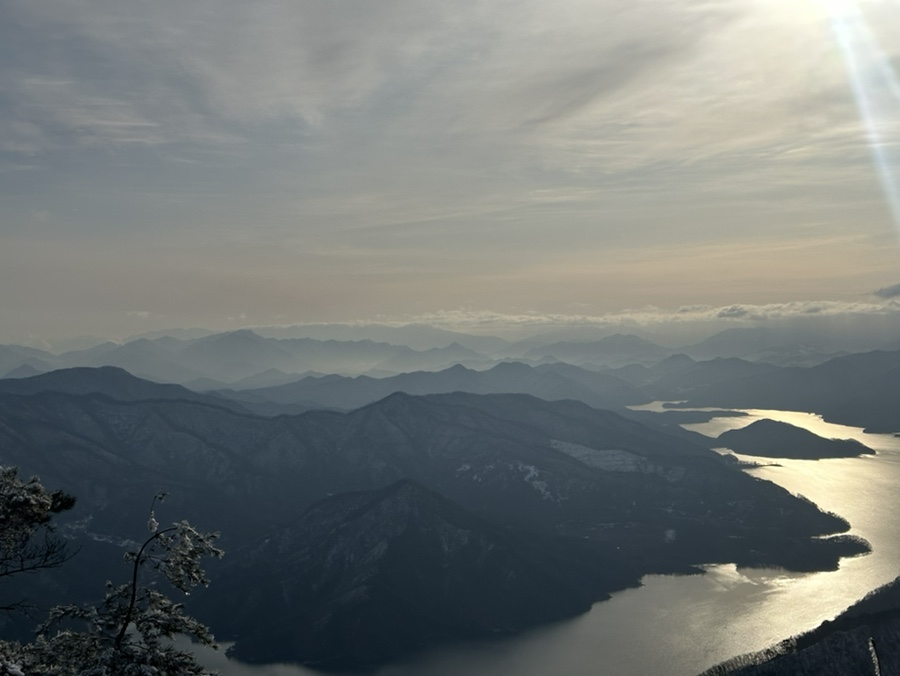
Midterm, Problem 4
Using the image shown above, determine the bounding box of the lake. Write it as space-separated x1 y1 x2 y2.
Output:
201 407 900 676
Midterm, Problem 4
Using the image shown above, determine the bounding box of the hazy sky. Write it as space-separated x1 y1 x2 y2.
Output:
2 0 900 343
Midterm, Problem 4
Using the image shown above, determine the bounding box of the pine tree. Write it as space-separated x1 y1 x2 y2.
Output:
0 467 76 613
0 471 223 675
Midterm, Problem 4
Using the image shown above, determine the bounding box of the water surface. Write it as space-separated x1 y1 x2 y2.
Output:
207 407 900 675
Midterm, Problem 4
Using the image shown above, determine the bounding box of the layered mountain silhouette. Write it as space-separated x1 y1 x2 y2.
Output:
520 333 672 367
0 331 497 384
0 367 871 669
663 350 900 433
4 323 883 390
609 356 778 398
0 344 55 376
216 360 647 414
248 322 510 353
1 363 43 379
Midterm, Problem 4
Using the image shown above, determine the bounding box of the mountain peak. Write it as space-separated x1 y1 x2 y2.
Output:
0 365 249 414
490 360 531 373
599 333 657 346
218 329 264 342
1 363 44 379
3 365 138 388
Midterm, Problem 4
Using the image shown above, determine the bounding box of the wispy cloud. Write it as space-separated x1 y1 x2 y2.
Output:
2 0 900 341
382 298 900 334
0 0 862 171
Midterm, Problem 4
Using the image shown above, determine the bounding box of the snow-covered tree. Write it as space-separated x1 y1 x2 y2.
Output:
0 467 76 612
0 479 224 675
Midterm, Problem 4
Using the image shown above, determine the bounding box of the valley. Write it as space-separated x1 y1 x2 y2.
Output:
2 326 897 672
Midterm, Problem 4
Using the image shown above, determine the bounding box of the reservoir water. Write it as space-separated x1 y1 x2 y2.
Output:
204 407 900 676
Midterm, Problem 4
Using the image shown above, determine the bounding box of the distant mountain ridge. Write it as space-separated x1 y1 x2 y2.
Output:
247 322 511 353
217 360 648 413
3 323 883 388
521 333 673 367
7 336 897 435
0 331 497 384
667 349 900 433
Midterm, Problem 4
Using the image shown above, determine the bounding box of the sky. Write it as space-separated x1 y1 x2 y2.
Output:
2 0 900 345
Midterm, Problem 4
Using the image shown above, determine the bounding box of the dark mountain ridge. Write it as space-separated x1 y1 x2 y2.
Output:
0 368 869 669
212 479 629 670
217 360 648 414
0 371 863 550
0 365 251 413
668 349 900 433
521 333 672 367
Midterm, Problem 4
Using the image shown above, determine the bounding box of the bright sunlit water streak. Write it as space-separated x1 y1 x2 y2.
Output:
201 407 900 675
827 0 900 233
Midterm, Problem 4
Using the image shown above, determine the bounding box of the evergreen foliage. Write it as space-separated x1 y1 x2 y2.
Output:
0 467 76 611
0 471 223 675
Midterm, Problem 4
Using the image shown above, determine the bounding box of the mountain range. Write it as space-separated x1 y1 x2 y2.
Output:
0 366 869 669
4 324 886 388
666 349 900 433
0 331 493 385
203 346 900 437
214 360 648 415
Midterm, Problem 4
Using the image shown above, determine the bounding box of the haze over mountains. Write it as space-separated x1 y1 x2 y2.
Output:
1 321 898 672
7 323 898 436
6 321 899 388
8 0 900 671
0 362 869 669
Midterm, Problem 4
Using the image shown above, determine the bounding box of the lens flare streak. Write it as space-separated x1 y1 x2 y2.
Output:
826 1 900 233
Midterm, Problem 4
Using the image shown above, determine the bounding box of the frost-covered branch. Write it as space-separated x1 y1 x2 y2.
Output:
4 486 224 675
0 467 76 589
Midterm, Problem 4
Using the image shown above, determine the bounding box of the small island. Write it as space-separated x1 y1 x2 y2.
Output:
718 419 875 459
655 409 749 425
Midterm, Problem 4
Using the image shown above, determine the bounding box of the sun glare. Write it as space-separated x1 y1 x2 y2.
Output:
824 0 900 236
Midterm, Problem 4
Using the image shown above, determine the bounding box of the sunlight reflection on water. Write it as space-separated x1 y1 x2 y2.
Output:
209 406 900 676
